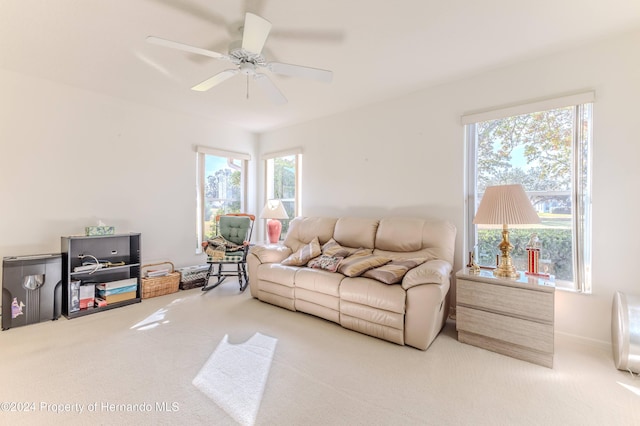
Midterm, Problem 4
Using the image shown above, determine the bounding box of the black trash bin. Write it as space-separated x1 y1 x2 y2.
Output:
2 253 62 330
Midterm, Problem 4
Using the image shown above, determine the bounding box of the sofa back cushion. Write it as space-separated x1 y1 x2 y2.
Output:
374 217 456 265
333 217 379 249
283 216 455 266
284 217 338 252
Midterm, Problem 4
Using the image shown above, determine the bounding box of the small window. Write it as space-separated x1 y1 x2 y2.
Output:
264 152 302 240
196 147 249 247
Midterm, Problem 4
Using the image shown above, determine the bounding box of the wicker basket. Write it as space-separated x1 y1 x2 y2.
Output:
177 265 209 290
141 261 180 299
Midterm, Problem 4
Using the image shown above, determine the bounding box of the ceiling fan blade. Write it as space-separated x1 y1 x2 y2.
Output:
147 36 229 60
191 69 239 92
254 73 287 105
269 28 345 43
268 62 333 83
241 13 272 54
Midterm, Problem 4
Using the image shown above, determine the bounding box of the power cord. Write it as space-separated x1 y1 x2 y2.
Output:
76 254 103 274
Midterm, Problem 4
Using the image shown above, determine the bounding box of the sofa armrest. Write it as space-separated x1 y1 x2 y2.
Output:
249 244 293 264
401 259 452 290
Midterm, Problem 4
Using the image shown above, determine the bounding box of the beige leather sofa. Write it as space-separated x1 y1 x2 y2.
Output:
247 217 456 350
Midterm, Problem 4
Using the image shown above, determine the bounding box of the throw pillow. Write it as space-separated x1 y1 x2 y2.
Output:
321 238 359 258
363 258 427 285
281 237 321 266
307 255 343 273
338 251 391 277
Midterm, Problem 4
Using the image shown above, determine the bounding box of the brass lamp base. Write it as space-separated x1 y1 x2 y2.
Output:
493 258 519 278
493 224 520 279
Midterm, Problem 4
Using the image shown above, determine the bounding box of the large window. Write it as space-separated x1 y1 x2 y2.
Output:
464 93 593 292
264 150 302 240
196 146 249 246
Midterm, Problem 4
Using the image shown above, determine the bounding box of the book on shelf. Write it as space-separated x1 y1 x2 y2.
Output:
103 291 137 304
96 277 137 291
97 284 137 297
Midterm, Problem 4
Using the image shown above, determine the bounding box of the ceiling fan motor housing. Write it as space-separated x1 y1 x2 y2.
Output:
239 62 256 75
229 39 267 68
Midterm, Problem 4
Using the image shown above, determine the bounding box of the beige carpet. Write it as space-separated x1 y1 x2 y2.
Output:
0 281 638 426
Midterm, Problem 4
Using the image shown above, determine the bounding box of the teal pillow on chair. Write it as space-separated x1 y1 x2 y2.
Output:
219 216 251 245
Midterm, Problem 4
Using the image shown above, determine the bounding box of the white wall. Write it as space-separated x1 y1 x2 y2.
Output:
258 29 640 344
3 28 638 343
0 69 257 269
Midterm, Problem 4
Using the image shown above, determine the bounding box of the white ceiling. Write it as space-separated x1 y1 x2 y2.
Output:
2 0 640 133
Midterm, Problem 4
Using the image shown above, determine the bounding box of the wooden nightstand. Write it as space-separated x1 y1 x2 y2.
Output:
456 268 555 368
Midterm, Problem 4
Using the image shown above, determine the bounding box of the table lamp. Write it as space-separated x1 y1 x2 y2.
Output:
260 200 289 243
473 184 541 278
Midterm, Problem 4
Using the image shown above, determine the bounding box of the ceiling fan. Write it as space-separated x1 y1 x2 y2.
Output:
147 13 333 105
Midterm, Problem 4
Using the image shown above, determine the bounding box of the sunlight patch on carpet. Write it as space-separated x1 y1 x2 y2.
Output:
193 332 278 425
130 307 169 331
130 298 188 331
618 381 640 397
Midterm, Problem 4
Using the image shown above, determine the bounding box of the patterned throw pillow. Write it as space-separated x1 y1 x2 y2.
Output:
363 258 427 285
338 251 391 277
307 255 343 273
281 237 321 266
321 238 359 258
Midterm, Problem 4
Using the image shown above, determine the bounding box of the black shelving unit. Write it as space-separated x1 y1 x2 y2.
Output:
61 233 141 319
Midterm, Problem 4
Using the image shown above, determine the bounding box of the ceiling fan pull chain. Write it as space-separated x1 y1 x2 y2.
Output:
246 74 250 100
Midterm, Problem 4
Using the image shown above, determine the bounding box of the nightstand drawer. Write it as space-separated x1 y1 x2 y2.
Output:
457 306 554 353
457 279 553 323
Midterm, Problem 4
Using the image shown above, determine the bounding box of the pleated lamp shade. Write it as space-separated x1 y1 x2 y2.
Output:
473 184 540 225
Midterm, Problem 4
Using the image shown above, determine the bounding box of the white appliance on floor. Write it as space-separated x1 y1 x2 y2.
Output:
612 291 640 374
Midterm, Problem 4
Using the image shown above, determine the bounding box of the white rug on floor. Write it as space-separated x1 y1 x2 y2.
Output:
193 332 278 426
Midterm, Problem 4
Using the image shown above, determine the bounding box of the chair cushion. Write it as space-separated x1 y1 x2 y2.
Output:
220 252 244 262
219 216 251 245
207 251 244 263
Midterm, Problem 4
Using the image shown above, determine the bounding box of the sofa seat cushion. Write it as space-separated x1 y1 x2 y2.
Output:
339 277 406 345
293 268 343 323
339 277 406 314
295 268 343 297
340 302 405 343
255 264 299 311
258 263 298 286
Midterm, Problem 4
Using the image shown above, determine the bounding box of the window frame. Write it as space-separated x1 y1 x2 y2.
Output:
196 146 250 252
463 93 594 293
262 149 302 241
